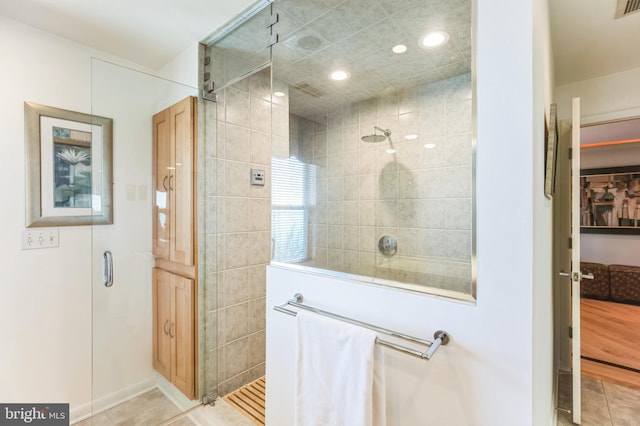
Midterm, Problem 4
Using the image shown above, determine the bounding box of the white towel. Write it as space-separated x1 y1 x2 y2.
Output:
294 310 386 426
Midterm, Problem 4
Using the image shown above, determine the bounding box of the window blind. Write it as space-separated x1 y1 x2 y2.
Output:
271 157 315 262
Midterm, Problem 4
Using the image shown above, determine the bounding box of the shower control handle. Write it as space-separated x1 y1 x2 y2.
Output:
378 235 398 257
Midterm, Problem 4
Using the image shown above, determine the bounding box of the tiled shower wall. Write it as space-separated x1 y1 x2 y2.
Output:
204 68 287 396
291 73 472 294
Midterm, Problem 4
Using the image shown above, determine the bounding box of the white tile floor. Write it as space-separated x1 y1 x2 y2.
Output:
72 388 254 426
76 374 640 425
557 373 640 425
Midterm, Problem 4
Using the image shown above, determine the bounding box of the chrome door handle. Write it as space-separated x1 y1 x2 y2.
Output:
103 250 114 287
559 271 594 281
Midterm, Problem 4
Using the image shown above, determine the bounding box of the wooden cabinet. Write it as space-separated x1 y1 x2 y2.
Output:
153 268 195 399
152 96 197 268
152 96 198 400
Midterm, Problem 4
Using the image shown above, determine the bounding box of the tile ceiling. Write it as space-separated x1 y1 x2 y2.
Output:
275 0 471 120
211 0 471 121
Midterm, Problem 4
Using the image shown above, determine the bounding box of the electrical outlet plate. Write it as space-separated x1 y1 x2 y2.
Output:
22 228 59 250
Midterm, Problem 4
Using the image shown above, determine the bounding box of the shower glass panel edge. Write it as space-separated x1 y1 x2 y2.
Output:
200 0 273 400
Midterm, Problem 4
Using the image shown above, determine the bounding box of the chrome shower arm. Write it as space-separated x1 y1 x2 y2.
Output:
374 126 391 136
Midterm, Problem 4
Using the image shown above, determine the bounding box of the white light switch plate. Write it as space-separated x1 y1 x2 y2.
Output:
22 228 59 250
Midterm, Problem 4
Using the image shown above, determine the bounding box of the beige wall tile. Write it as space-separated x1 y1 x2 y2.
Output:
223 303 249 343
225 124 250 162
220 267 249 307
248 298 266 333
224 233 249 269
249 198 271 231
224 161 250 197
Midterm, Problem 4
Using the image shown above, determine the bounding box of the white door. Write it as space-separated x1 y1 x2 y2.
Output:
555 98 585 424
569 97 582 424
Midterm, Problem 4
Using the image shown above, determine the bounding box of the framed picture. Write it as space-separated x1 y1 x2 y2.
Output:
544 103 558 199
25 102 113 227
580 165 640 234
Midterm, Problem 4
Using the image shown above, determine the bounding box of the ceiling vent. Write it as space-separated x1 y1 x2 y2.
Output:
293 83 325 98
615 0 640 18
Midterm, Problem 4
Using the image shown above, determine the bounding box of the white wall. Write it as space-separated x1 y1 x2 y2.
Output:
0 16 197 422
158 42 200 88
532 0 555 423
556 67 640 269
266 0 553 424
555 66 640 124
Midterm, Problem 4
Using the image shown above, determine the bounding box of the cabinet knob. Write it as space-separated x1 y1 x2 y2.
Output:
164 320 170 335
169 322 175 338
162 175 169 191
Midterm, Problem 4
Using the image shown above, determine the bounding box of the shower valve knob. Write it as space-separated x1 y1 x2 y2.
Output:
378 235 397 257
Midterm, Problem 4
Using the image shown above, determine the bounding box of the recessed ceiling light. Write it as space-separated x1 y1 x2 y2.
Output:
329 70 350 81
424 143 437 149
385 148 396 154
273 91 286 97
421 31 450 48
392 44 407 54
404 134 418 140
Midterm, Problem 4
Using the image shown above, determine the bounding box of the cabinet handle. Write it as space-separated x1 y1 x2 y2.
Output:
169 175 174 191
162 175 169 191
169 322 175 338
163 320 170 335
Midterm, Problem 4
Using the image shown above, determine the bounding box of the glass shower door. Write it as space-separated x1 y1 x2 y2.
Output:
90 58 201 424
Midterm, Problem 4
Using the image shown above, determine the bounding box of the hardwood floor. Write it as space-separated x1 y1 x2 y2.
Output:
581 298 640 389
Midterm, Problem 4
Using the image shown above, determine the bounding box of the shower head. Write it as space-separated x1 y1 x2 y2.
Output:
361 133 387 143
361 126 396 153
361 126 391 143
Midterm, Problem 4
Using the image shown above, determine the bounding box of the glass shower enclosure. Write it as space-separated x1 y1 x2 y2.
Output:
89 59 204 424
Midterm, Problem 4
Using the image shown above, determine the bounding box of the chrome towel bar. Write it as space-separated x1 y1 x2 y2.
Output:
273 293 450 360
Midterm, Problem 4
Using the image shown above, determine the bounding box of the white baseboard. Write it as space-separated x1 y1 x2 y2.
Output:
69 373 199 424
70 377 156 424
155 374 200 412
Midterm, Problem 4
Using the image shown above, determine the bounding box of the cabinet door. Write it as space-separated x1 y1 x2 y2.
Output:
152 268 172 380
171 274 195 399
152 109 172 260
169 97 196 266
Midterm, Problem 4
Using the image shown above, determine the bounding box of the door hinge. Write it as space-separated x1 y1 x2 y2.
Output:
266 33 279 48
265 12 279 28
568 237 572 249
568 147 572 159
568 326 573 338
202 54 217 103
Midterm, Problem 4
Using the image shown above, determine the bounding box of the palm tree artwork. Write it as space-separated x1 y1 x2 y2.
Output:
54 146 91 208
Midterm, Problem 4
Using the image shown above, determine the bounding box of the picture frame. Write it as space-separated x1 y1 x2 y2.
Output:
25 102 113 227
580 165 640 234
544 103 558 199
